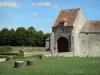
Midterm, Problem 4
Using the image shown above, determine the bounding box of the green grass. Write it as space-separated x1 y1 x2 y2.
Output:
0 57 100 75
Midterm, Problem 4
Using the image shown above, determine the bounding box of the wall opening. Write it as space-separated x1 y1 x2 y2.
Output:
57 37 70 52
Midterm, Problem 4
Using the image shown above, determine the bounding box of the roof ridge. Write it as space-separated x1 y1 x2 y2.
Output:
88 20 100 21
62 8 81 11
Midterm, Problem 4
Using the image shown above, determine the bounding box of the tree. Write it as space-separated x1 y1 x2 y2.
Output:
27 26 36 33
42 33 51 47
15 27 26 46
8 28 16 46
0 28 9 45
25 26 37 46
44 33 51 39
36 30 44 47
0 26 49 47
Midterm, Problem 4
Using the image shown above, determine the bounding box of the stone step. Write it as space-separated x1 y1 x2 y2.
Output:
57 52 73 57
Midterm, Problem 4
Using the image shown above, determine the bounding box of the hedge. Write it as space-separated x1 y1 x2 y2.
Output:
0 55 24 58
0 52 24 58
0 52 23 56
0 46 12 53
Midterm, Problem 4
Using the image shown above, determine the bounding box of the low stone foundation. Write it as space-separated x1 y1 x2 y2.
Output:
23 51 74 57
23 51 50 57
51 52 73 57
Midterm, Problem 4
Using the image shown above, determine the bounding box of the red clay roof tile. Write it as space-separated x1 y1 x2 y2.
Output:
52 8 80 27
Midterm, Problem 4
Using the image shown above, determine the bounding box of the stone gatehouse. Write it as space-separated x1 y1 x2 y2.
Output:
46 8 100 57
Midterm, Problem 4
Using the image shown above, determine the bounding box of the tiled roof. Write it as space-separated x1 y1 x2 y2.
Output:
81 20 100 32
52 8 80 27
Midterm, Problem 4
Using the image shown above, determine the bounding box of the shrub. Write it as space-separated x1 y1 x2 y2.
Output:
0 52 23 56
0 46 12 53
19 50 24 53
0 53 24 58
0 55 24 58
0 55 8 58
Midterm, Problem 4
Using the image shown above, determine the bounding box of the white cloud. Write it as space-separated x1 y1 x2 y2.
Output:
52 5 58 9
31 2 52 6
48 19 54 23
0 2 20 8
29 13 40 17
31 1 58 8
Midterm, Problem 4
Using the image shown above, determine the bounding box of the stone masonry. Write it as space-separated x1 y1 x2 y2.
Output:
46 8 100 57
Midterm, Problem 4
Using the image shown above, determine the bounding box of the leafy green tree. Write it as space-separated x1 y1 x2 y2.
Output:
36 30 44 47
8 28 16 46
42 33 51 47
0 26 50 47
27 26 37 33
0 28 9 45
26 26 37 46
44 33 51 39
15 27 26 46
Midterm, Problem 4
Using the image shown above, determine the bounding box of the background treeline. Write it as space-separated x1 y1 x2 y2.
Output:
0 26 50 47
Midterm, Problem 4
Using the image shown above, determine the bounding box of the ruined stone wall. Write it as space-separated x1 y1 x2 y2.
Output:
45 40 50 51
23 51 49 57
50 32 54 52
80 33 100 57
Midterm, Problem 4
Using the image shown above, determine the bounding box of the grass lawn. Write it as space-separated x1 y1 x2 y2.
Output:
0 57 100 75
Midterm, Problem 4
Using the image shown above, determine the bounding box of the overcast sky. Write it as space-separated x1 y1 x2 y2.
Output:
0 0 100 33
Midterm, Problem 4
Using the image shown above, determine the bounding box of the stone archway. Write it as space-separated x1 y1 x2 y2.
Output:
57 37 69 52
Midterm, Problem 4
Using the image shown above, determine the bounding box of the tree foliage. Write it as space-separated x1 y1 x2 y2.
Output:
0 26 50 47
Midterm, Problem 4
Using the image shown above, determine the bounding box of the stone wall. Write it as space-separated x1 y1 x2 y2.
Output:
45 39 50 51
55 52 73 57
80 33 100 57
53 26 73 53
23 51 49 57
11 47 45 53
50 32 54 52
51 9 100 57
72 9 87 56
52 9 87 56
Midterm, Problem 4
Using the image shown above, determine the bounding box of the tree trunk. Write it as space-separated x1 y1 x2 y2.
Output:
27 60 34 66
14 61 25 68
6 56 13 61
38 55 44 59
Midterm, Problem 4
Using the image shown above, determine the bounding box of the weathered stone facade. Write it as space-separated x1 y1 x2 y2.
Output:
79 33 100 57
46 8 100 57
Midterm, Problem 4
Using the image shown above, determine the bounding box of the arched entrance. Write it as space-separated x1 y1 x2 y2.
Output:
57 37 69 52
